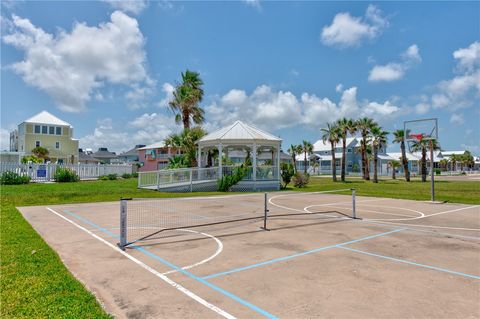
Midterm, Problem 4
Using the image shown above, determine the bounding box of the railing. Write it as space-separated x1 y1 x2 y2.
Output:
138 165 279 189
0 162 134 182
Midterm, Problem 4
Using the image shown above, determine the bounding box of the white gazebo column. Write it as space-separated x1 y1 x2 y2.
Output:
252 144 257 186
276 144 281 181
218 144 223 178
197 145 202 168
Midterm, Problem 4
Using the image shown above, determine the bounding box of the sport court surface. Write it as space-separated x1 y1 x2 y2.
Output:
19 192 480 319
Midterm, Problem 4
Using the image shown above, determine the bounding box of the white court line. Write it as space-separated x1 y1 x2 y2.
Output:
45 207 236 319
418 206 479 219
367 220 480 232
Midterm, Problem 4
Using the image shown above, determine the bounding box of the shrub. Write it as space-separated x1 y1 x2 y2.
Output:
132 172 138 178
435 168 441 175
98 175 110 181
280 163 295 189
99 174 118 180
292 172 310 188
0 171 30 185
121 173 132 179
21 155 43 164
53 168 79 182
217 165 247 192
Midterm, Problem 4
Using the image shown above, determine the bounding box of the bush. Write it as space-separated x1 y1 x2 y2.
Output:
53 168 79 182
217 165 247 192
99 174 117 181
280 163 295 189
132 172 138 178
435 168 441 175
0 171 30 185
21 155 43 164
292 172 310 188
121 173 132 179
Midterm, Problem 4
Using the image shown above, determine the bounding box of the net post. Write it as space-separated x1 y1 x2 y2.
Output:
430 140 435 202
118 198 128 250
261 192 269 230
189 169 193 192
351 188 357 219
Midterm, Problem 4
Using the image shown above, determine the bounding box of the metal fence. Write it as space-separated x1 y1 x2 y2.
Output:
0 162 134 182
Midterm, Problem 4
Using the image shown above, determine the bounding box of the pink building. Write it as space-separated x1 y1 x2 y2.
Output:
137 142 181 172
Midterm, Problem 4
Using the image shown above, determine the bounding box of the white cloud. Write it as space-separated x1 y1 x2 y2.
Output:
243 0 261 11
157 82 175 108
415 102 430 114
321 5 388 48
449 113 465 125
2 11 152 112
432 41 480 110
369 44 421 82
335 83 343 92
205 84 399 132
369 63 405 82
103 0 148 15
0 128 10 151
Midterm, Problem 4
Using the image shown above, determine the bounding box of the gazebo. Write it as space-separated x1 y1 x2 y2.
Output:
197 121 282 191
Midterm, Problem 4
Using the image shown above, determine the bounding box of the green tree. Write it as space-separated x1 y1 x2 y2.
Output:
371 126 389 183
280 163 295 189
165 127 206 167
169 70 205 129
31 146 49 161
389 160 401 179
321 123 340 182
393 129 410 182
356 117 376 180
302 140 313 174
336 118 356 182
21 155 43 164
411 139 441 182
289 144 299 173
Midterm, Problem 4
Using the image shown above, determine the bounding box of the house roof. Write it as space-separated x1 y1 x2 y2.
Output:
91 148 117 159
24 111 71 127
387 152 420 161
138 141 166 150
312 137 358 152
199 121 281 144
441 151 466 156
119 145 145 156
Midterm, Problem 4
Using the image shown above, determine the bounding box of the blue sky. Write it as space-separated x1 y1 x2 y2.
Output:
1 1 479 154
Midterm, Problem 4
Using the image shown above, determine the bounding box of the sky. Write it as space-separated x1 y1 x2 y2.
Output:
1 0 479 154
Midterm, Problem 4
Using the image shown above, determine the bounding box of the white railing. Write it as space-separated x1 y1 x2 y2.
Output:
0 162 134 182
138 165 279 189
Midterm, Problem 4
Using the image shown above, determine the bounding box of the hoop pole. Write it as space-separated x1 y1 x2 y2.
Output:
430 140 435 202
352 189 356 219
261 192 269 230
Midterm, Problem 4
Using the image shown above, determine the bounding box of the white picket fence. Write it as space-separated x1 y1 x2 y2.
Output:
0 163 134 182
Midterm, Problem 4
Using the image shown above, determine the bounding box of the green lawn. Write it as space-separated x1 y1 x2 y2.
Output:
1 177 479 318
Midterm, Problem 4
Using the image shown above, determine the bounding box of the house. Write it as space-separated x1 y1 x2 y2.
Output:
91 148 118 164
138 142 182 171
9 110 79 163
78 149 100 164
117 145 145 163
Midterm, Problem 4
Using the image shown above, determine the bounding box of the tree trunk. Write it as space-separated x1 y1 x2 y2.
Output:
341 135 346 182
400 141 410 182
304 151 307 174
392 167 396 179
361 138 367 180
292 155 296 173
182 110 190 129
207 151 212 167
373 146 378 183
331 142 337 182
421 147 427 182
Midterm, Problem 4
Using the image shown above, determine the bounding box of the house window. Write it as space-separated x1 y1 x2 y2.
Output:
34 125 41 133
56 127 62 135
35 141 41 147
42 125 48 134
55 141 60 149
49 126 55 134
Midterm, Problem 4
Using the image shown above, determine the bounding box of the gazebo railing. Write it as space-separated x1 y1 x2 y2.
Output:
138 165 279 189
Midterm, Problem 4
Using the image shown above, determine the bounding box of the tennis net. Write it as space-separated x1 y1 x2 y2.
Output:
118 189 357 250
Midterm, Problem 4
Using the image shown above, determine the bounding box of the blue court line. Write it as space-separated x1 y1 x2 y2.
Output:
63 210 277 319
202 228 405 280
339 246 480 280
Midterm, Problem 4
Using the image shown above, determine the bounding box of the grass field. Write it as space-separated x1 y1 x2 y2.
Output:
1 177 479 318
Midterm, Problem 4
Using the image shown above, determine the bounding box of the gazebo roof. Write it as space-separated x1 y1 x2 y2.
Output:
199 121 281 145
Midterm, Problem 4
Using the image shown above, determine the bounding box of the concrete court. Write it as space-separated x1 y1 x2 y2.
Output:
18 192 480 319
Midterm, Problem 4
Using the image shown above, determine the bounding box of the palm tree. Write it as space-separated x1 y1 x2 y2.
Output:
356 117 376 180
439 159 448 171
450 154 459 172
321 123 340 182
302 140 313 174
392 130 410 182
31 146 49 162
389 160 401 179
169 70 205 129
411 139 440 182
289 144 299 173
165 127 206 167
371 126 389 183
336 118 355 182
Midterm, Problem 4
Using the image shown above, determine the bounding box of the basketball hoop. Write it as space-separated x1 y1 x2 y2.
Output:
408 133 424 142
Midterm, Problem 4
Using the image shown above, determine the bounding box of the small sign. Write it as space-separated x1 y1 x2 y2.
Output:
37 165 47 178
